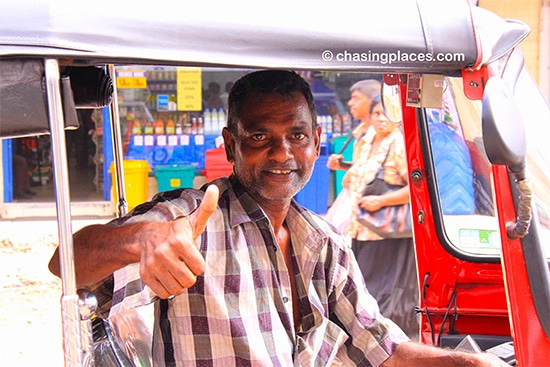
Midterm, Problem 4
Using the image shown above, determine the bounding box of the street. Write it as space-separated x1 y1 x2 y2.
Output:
0 219 109 366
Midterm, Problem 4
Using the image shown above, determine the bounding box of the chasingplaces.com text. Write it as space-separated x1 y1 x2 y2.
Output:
321 50 466 65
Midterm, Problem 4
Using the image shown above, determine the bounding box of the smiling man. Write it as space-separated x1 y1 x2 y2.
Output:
49 70 508 367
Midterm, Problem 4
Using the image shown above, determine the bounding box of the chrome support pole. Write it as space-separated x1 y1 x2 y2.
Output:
44 59 92 367
107 64 128 217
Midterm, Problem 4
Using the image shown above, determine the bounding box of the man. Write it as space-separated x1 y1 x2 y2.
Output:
327 79 381 171
49 70 506 366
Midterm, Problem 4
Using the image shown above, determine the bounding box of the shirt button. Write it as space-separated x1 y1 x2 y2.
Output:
282 297 289 303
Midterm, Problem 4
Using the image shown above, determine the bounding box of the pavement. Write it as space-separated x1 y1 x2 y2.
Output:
0 218 110 366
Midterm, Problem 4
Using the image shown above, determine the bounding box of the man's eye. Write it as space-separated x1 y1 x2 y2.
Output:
252 134 265 141
293 133 306 140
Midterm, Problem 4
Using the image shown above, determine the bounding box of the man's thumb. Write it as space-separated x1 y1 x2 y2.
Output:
192 184 219 239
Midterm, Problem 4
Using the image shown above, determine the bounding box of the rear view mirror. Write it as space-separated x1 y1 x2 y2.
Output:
481 77 526 177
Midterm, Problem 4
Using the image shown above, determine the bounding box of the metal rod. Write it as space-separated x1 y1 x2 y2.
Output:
45 59 76 297
107 64 128 217
337 132 354 154
44 59 84 367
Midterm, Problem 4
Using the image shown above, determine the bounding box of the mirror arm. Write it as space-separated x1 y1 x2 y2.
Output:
501 48 525 94
506 175 532 240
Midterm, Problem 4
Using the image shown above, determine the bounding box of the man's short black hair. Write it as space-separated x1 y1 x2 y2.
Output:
226 70 317 134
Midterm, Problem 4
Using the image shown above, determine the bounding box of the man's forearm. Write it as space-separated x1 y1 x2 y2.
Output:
383 341 507 367
48 222 144 286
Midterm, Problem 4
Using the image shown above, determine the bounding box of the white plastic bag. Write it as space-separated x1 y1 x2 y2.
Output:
325 187 353 235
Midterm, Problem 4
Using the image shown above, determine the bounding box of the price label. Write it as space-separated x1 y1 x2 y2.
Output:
144 135 155 146
168 135 178 146
180 135 190 146
133 135 144 146
195 135 205 146
157 135 167 146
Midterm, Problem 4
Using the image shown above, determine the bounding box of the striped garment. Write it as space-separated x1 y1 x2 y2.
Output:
91 175 408 366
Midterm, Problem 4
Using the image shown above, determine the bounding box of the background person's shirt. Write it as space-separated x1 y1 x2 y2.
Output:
347 130 408 241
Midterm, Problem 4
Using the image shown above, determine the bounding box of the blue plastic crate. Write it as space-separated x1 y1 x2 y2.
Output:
294 155 330 214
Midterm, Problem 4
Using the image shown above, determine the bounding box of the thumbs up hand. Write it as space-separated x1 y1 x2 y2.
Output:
139 184 219 299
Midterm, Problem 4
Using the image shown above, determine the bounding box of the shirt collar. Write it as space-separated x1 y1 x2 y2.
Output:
221 175 328 254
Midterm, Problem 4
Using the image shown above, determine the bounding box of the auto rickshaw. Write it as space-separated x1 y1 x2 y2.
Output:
1 0 549 365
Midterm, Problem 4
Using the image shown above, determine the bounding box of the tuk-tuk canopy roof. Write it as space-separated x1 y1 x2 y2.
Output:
0 0 529 74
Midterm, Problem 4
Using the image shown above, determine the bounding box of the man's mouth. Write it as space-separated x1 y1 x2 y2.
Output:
267 169 292 174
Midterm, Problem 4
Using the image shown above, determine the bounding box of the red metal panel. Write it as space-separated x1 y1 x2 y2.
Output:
399 79 510 345
492 165 550 367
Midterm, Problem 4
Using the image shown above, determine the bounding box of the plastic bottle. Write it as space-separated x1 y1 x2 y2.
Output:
197 117 204 134
191 117 198 135
318 115 327 132
175 117 183 135
211 108 219 133
131 119 142 135
217 108 226 133
203 108 212 134
144 120 154 135
165 117 175 134
184 120 192 134
327 115 333 133
154 119 165 135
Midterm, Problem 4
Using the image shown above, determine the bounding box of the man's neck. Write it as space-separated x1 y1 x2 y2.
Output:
261 202 291 234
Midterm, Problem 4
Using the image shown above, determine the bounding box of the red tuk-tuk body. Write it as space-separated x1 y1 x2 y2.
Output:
397 67 550 365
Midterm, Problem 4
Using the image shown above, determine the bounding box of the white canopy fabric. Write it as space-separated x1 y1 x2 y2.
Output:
0 0 529 74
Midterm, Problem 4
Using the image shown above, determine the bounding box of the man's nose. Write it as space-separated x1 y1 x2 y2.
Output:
269 138 293 161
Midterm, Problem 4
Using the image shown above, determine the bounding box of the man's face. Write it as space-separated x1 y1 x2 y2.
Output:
347 90 371 122
223 92 321 206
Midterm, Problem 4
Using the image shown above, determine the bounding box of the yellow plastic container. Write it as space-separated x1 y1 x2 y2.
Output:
109 160 151 212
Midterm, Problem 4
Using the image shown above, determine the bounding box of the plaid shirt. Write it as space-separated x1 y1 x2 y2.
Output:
92 175 408 366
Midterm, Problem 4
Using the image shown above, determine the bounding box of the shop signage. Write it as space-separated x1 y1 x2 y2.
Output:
116 70 147 89
157 94 169 111
177 67 202 111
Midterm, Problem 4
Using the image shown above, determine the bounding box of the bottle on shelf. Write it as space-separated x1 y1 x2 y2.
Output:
184 119 192 134
165 117 175 134
318 115 327 132
211 108 219 133
154 119 165 135
144 119 155 135
332 114 342 135
191 117 198 135
326 116 334 133
217 108 226 133
197 117 204 135
203 108 212 134
175 116 183 135
131 119 143 135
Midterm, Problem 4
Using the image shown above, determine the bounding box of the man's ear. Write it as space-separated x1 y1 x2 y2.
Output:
313 124 322 159
222 127 235 163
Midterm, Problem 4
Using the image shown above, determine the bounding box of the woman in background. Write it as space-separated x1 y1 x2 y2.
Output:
342 95 419 340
